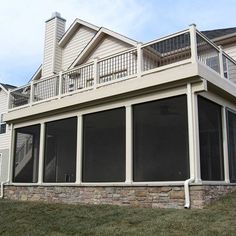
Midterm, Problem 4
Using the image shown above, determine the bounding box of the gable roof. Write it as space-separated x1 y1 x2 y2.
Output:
29 65 42 82
202 27 236 41
59 18 99 47
70 27 138 68
0 83 16 93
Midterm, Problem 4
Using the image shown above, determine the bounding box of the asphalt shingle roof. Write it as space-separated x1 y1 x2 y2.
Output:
202 27 236 40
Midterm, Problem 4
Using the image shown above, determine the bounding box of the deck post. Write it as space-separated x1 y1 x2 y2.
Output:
219 46 225 78
38 122 45 184
189 24 198 64
76 115 83 184
125 105 132 184
137 42 143 76
29 81 34 106
93 58 98 89
58 71 63 98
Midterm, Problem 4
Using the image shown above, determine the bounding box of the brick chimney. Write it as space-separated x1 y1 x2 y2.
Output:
42 12 66 78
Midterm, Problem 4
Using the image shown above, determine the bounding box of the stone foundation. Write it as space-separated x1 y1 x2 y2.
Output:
3 185 236 209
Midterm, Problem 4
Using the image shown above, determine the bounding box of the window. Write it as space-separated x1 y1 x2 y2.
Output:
198 96 224 181
133 95 189 182
44 117 77 183
226 109 236 182
0 114 6 134
82 108 126 182
13 125 40 183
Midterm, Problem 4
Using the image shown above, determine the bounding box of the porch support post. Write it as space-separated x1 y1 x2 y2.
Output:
38 122 45 184
187 83 196 180
192 93 201 182
76 115 83 184
222 107 230 183
125 105 132 183
8 124 15 183
189 24 198 63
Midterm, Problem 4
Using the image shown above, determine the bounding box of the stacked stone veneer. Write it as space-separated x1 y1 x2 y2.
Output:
3 185 236 209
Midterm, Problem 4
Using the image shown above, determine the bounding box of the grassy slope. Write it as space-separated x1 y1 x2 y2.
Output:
1 192 236 236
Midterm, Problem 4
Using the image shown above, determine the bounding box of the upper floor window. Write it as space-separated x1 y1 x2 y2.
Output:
0 114 6 134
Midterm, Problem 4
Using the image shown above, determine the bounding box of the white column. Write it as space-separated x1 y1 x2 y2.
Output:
219 46 224 78
192 93 201 182
137 43 143 76
125 105 132 183
8 124 14 183
38 122 45 184
76 115 83 184
222 107 230 183
189 24 198 63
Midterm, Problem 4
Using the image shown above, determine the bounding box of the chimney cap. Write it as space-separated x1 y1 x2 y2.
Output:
46 12 66 23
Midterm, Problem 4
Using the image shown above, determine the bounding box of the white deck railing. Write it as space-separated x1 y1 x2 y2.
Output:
8 25 236 110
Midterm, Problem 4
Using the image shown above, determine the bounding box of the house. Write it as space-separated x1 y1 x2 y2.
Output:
0 83 16 184
2 12 236 208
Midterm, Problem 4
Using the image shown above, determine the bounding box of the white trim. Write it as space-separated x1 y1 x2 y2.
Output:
125 105 132 184
13 85 189 129
222 107 230 183
76 115 83 184
58 18 99 47
38 123 45 184
70 27 137 68
187 83 195 179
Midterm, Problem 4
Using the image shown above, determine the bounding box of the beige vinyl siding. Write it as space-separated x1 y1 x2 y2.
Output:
42 18 65 77
84 36 131 63
42 19 56 77
223 43 236 61
54 19 65 73
62 26 96 70
0 90 10 150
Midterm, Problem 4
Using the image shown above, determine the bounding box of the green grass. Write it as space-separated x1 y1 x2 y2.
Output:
1 192 236 236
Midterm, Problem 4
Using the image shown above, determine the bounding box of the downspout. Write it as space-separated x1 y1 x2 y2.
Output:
184 178 195 208
0 180 9 199
185 83 196 209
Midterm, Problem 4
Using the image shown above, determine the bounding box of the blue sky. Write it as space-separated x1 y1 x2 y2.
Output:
1 0 236 86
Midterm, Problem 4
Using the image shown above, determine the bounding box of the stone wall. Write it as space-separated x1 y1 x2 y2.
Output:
3 185 236 209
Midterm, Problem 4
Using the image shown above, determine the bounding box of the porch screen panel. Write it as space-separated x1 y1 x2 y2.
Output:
82 108 125 182
133 95 189 181
198 96 224 181
13 125 40 183
44 117 77 183
227 110 236 182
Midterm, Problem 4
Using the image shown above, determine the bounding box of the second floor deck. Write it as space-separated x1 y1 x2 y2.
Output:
5 25 236 121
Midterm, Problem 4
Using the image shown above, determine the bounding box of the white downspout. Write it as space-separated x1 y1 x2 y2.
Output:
185 82 196 209
184 178 195 208
0 181 9 199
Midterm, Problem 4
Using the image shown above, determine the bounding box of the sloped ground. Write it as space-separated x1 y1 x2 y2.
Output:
1 191 236 236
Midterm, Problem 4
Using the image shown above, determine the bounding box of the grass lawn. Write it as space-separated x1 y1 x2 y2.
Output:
1 192 236 236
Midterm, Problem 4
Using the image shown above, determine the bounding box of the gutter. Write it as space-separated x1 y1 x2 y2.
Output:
184 177 195 209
